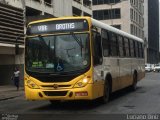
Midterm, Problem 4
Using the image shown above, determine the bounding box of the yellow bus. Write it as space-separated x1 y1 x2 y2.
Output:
24 17 145 104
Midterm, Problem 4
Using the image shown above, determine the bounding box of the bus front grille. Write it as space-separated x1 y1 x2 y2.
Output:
43 91 68 96
41 85 71 88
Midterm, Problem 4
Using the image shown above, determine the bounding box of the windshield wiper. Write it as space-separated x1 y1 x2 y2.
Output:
71 32 83 48
38 35 49 46
71 32 84 56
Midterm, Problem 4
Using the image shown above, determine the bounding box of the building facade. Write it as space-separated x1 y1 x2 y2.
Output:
92 0 144 39
0 0 92 85
144 0 159 64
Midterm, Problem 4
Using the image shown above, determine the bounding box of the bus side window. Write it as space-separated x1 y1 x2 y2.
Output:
102 29 110 57
128 39 131 57
124 38 130 57
141 43 144 58
118 35 124 57
130 39 134 57
122 36 126 57
110 33 118 56
133 40 136 57
138 42 143 58
137 41 140 58
135 41 138 58
92 31 103 66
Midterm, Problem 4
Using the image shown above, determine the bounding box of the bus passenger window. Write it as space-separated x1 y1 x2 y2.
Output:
130 39 134 57
138 42 142 58
102 29 110 57
122 37 126 57
110 33 118 56
124 38 130 57
92 31 102 66
118 36 124 57
133 40 136 57
141 43 144 58
135 41 138 58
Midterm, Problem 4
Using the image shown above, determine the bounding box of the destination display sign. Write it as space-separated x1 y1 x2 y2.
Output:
27 19 89 35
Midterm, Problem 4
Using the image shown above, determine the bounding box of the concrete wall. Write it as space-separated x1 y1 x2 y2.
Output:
0 64 24 86
4 0 54 15
4 0 23 9
121 0 130 33
0 45 24 86
53 0 72 17
54 0 92 17
0 1 24 85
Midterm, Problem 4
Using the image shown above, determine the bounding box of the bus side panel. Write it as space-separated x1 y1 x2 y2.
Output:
92 65 105 99
119 58 133 90
103 57 120 93
92 80 104 99
137 59 145 81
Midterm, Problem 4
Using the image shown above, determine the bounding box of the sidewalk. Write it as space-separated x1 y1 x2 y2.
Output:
0 85 24 101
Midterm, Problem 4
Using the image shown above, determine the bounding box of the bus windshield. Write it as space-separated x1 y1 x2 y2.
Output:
25 33 90 74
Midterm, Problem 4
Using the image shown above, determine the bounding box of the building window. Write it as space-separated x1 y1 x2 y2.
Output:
83 0 92 9
104 10 110 19
72 7 82 16
130 8 133 20
130 24 133 35
93 9 121 20
112 25 121 30
114 9 120 18
93 0 98 5
93 0 120 5
44 0 52 6
33 0 41 2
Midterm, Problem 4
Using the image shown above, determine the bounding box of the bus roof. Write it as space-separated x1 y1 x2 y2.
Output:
91 18 143 43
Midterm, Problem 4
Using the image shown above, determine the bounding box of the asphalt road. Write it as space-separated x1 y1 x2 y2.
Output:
0 72 160 120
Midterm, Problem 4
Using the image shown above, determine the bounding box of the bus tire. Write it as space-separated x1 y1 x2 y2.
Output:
99 80 110 104
130 73 137 91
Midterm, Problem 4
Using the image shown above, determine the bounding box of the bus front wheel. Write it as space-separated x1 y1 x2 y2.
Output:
99 80 110 104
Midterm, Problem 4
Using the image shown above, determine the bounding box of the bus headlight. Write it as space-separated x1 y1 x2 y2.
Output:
26 80 39 89
74 77 90 88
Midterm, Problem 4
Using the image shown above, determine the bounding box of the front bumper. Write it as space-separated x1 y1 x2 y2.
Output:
25 83 93 101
